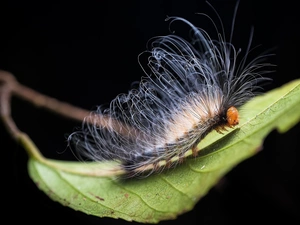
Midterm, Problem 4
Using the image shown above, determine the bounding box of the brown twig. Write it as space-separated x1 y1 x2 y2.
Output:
0 70 137 137
0 81 19 139
0 71 47 161
0 70 125 176
0 70 90 121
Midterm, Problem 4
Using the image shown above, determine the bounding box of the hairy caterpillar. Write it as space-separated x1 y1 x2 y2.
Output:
68 2 272 177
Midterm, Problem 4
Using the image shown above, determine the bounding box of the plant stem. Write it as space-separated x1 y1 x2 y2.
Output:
0 70 136 136
0 70 127 177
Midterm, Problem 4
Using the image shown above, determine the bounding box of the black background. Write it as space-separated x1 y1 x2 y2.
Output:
0 0 299 224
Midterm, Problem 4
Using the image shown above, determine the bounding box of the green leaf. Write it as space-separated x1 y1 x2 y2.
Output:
27 79 300 223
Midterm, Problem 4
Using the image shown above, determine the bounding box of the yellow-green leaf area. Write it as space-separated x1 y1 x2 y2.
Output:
28 79 300 223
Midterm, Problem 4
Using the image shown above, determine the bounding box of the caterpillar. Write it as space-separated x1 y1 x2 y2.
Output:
68 2 272 177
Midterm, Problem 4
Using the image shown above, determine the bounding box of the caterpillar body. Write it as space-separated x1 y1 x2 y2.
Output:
69 4 272 177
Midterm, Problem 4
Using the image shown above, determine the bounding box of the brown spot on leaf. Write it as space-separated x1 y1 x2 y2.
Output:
95 196 105 201
89 192 105 201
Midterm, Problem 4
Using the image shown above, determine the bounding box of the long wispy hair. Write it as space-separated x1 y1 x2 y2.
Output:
68 1 273 176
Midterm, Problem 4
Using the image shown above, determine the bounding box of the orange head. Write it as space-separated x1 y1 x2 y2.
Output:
226 106 239 127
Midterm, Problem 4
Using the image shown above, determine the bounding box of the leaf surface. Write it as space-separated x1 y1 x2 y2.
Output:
28 79 300 223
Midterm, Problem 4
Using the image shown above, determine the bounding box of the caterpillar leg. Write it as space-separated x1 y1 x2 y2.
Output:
178 154 186 164
192 146 199 157
165 159 172 169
